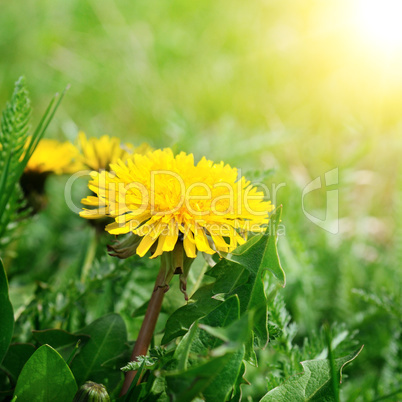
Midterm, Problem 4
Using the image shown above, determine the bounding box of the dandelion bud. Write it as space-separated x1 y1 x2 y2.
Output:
72 381 110 402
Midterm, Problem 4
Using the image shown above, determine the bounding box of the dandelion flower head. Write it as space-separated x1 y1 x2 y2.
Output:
25 138 79 174
80 148 274 259
77 131 152 171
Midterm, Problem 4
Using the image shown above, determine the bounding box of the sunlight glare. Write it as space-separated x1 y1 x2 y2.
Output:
355 0 402 53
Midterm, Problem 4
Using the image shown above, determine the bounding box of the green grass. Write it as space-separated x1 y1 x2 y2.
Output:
1 0 401 400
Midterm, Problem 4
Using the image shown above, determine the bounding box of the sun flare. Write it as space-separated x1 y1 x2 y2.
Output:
354 0 402 53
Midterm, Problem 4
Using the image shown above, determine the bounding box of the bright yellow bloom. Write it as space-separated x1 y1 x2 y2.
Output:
25 138 79 174
80 149 273 259
77 131 152 171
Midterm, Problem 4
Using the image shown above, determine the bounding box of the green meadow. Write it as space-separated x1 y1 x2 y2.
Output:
0 1 400 400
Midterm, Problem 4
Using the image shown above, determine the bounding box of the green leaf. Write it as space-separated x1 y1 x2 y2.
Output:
219 207 284 348
173 320 200 371
225 207 285 286
198 311 251 357
229 361 247 402
260 346 364 402
33 328 89 348
32 328 90 361
121 356 158 372
0 343 35 383
190 295 241 357
169 295 243 375
162 259 248 344
0 258 14 365
166 347 245 402
13 344 77 402
70 313 127 392
166 300 251 401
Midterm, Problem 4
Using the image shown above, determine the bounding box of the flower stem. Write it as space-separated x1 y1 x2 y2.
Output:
119 275 167 396
119 246 191 396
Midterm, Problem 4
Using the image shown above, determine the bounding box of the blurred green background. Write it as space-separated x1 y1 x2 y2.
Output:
1 0 401 399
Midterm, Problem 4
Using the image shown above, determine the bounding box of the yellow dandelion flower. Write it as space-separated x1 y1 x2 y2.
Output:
80 148 274 259
24 138 79 174
77 131 152 171
19 138 79 213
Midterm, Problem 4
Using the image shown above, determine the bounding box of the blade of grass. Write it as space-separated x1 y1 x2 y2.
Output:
325 324 340 402
0 152 12 208
0 85 69 225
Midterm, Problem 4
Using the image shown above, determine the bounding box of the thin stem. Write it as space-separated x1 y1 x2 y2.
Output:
119 278 167 396
80 229 97 283
66 339 81 366
120 246 190 396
